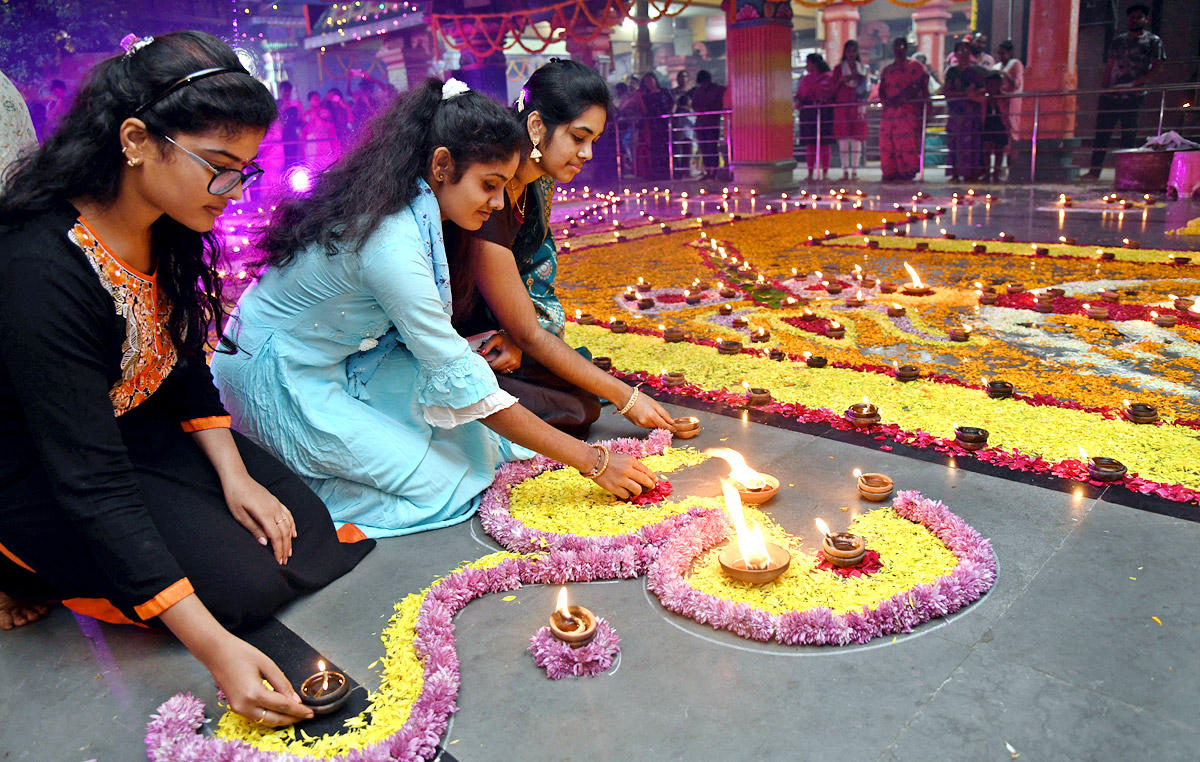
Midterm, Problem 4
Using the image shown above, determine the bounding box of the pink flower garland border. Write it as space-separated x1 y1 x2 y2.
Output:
528 620 621 679
146 548 659 762
645 490 998 645
478 428 719 568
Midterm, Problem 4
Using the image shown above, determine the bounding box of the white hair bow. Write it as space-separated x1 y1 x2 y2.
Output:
441 78 470 100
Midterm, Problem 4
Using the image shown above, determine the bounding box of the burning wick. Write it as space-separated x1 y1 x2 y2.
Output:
554 587 577 630
319 660 329 692
706 447 767 491
903 262 923 288
722 479 770 570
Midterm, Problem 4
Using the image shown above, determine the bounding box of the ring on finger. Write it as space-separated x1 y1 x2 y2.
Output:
275 515 288 524
257 707 268 724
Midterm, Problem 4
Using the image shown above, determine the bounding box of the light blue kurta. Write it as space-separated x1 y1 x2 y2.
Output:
211 181 528 538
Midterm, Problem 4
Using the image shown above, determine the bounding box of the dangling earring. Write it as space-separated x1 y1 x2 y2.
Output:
529 137 542 162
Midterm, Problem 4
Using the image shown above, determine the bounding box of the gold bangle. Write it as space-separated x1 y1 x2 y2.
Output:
591 445 611 480
578 444 609 478
615 386 640 416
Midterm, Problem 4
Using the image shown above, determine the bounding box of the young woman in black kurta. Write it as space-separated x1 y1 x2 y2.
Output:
0 31 371 728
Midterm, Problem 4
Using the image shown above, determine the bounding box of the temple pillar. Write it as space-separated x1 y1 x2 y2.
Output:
564 25 614 78
633 0 653 75
377 28 436 92
1023 0 1078 139
912 0 951 74
822 2 859 69
726 0 796 188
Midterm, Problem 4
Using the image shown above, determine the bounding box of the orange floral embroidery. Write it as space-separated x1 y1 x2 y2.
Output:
70 221 176 416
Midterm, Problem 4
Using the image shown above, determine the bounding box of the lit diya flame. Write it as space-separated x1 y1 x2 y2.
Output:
903 261 924 288
575 309 582 319
856 289 864 300
706 447 767 491
637 277 644 285
892 302 902 310
815 517 832 537
815 270 823 281
853 468 863 479
831 321 842 329
981 376 988 387
318 660 330 691
1150 311 1158 318
1078 445 1090 462
555 587 576 627
721 479 770 570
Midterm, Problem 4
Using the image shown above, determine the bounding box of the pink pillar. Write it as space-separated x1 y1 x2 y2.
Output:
726 0 796 188
565 27 614 78
1024 0 1079 139
822 2 860 69
912 0 951 74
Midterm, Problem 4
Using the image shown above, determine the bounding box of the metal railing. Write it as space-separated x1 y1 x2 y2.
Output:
791 80 1198 183
612 110 733 181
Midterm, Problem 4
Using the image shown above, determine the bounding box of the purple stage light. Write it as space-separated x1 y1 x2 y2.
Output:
286 165 314 194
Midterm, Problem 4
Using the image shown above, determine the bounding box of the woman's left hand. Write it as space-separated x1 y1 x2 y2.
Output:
480 332 523 374
223 476 295 565
623 390 677 431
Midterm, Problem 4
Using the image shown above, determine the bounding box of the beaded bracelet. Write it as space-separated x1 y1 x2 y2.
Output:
578 444 610 479
615 386 640 416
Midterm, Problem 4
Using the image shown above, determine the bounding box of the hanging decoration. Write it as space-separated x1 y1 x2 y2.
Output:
788 0 971 7
432 0 691 58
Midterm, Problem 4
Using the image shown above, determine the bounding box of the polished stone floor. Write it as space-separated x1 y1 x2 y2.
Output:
2 187 1199 761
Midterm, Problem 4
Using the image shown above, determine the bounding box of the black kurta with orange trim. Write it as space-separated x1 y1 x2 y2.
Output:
0 202 228 620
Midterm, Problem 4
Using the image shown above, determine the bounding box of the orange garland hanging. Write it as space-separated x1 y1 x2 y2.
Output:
432 0 691 58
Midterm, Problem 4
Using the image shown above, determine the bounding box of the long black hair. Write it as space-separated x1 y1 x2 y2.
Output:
0 31 276 356
514 58 610 157
259 78 522 268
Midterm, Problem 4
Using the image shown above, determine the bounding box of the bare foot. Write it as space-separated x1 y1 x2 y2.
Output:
0 590 50 630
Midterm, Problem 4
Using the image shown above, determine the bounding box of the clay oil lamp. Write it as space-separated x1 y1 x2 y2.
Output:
826 321 846 339
742 381 772 407
637 296 656 310
1169 254 1192 265
977 289 998 305
694 280 711 292
708 449 780 506
768 348 787 361
845 290 866 308
1098 248 1116 261
719 303 734 316
731 315 750 329
983 377 1014 399
947 324 972 342
1059 235 1078 246
954 423 990 451
592 356 612 371
1045 287 1066 298
560 241 572 253
815 518 866 568
1123 399 1159 424
635 277 651 293
880 281 899 294
1171 295 1194 311
1098 288 1120 304
755 275 771 292
679 288 701 306
860 276 877 289
1034 295 1054 314
825 281 845 295
865 237 880 249
719 284 738 298
574 309 595 325
940 228 957 240
663 370 686 387
1122 238 1140 249
1008 282 1026 293
972 243 988 253
782 296 801 308
1083 302 1109 320
717 339 743 355
894 361 920 382
549 587 598 647
608 317 628 333
660 222 670 234
1150 311 1177 328
804 352 828 368
751 327 771 343
998 231 1013 243
886 302 907 319
300 660 351 715
657 323 684 343
846 396 881 427
915 241 930 251
901 262 934 296
1032 245 1050 257
716 480 789 584
1079 446 1127 483
672 416 700 439
854 468 894 502
622 287 637 302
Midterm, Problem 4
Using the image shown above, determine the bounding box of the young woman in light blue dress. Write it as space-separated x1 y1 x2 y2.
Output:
212 79 657 539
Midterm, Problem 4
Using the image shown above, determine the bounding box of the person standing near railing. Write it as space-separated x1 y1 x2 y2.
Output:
833 40 870 181
796 54 835 182
993 40 1024 169
942 39 988 183
878 38 929 183
636 73 673 180
691 70 726 180
1084 3 1166 180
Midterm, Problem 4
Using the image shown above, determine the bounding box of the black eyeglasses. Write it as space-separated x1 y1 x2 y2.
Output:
159 133 264 195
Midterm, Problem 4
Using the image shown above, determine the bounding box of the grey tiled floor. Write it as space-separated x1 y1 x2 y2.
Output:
3 400 1197 761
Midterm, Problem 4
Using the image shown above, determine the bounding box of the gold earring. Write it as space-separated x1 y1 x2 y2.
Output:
127 157 140 167
529 137 542 162
437 173 444 181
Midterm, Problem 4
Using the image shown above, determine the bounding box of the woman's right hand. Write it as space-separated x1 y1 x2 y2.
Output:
622 391 676 431
203 634 314 727
593 452 658 499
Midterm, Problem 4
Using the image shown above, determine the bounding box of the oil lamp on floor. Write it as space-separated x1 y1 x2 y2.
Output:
707 448 779 505
854 468 894 501
1079 446 1127 482
673 416 700 439
716 479 789 584
300 660 350 715
548 587 597 647
846 396 880 427
1123 399 1158 424
901 262 934 296
954 423 990 451
815 518 866 568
